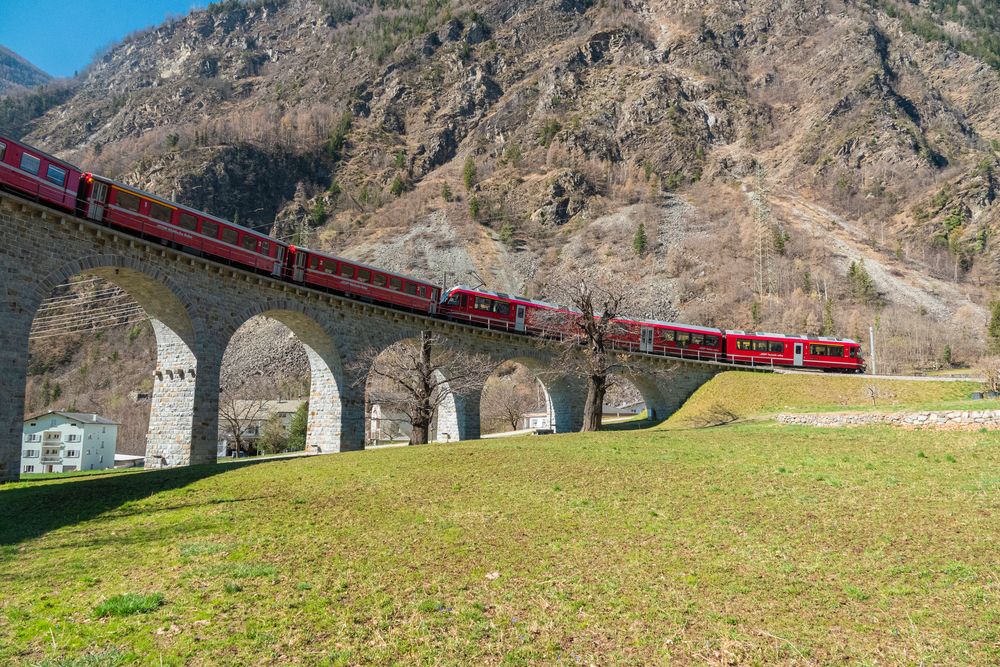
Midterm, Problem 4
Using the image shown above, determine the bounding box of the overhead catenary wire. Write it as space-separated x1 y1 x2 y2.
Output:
31 303 146 328
29 314 150 341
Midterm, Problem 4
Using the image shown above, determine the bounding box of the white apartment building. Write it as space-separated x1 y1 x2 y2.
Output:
22 411 119 474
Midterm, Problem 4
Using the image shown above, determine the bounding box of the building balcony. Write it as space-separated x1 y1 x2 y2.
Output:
40 456 62 464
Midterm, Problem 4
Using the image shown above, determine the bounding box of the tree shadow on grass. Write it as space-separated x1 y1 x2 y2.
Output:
600 418 660 432
0 459 281 547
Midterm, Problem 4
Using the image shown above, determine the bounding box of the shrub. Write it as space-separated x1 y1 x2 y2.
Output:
390 175 405 197
441 182 453 202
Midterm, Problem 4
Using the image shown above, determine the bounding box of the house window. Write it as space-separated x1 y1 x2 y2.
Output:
86 450 91 455
66 450 77 457
23 465 34 473
23 450 38 458
67 434 80 442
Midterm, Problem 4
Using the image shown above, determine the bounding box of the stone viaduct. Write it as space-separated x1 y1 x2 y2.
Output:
0 192 730 482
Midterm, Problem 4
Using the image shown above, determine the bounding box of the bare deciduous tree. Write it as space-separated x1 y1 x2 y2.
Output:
218 380 271 455
481 363 542 433
539 269 643 432
351 331 494 445
978 357 1000 394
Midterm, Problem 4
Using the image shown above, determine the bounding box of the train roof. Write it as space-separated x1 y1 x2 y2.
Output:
304 248 438 287
725 330 859 344
88 172 275 241
1 135 82 172
446 285 580 311
619 317 723 334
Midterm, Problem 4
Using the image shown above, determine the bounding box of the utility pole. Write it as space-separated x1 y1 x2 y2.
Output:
869 325 877 376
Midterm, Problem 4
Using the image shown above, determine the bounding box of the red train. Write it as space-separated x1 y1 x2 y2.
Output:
0 134 865 372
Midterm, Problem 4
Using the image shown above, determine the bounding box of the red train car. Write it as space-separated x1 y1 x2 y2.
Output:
725 330 864 372
612 318 725 361
288 248 440 313
438 286 579 335
80 174 286 276
0 135 83 213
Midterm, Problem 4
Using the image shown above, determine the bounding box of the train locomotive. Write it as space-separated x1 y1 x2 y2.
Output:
0 134 865 373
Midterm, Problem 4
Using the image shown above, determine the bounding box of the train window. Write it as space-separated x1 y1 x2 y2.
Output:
768 341 784 353
405 282 419 295
240 234 257 251
116 190 141 212
691 333 704 345
659 330 675 343
149 202 172 223
260 240 270 255
495 301 510 316
810 344 843 357
373 274 387 287
474 296 493 311
325 262 337 274
339 264 354 278
309 255 319 269
45 165 66 187
705 335 719 347
751 340 768 352
0 142 6 160
736 339 752 351
389 277 402 290
446 292 465 307
221 228 238 245
178 212 198 231
202 220 219 238
19 153 41 175
357 269 372 283
676 331 690 345
849 347 858 358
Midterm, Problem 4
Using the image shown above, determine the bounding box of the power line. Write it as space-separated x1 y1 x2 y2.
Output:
29 315 149 341
32 303 145 328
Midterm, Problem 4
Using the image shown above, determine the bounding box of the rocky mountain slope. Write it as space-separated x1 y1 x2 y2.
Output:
0 46 51 95
8 0 1000 431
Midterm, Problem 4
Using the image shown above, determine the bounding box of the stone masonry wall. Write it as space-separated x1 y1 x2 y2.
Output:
778 410 1000 430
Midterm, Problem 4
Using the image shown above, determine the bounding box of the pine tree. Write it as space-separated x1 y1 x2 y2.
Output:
988 300 1000 353
499 222 514 246
463 155 477 191
821 299 835 336
390 175 405 197
632 222 648 255
441 182 453 202
287 402 308 451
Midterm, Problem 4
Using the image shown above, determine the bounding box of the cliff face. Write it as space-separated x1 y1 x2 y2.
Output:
7 0 1000 395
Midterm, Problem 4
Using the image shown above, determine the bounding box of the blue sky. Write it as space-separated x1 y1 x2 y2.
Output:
0 1 209 78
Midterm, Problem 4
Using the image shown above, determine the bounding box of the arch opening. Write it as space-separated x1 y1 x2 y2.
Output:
221 307 356 456
363 333 488 446
18 263 201 478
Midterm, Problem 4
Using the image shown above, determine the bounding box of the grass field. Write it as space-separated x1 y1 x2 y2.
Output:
1 422 998 665
666 371 986 427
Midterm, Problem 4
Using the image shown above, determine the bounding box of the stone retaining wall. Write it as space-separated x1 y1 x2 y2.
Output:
777 409 1000 430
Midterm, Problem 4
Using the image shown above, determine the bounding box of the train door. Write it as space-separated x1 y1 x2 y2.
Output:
292 251 306 282
793 342 804 367
515 304 526 332
88 180 108 222
429 288 439 315
272 245 284 277
640 326 654 353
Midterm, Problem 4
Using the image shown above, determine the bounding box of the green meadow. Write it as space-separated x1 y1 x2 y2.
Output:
2 415 997 665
